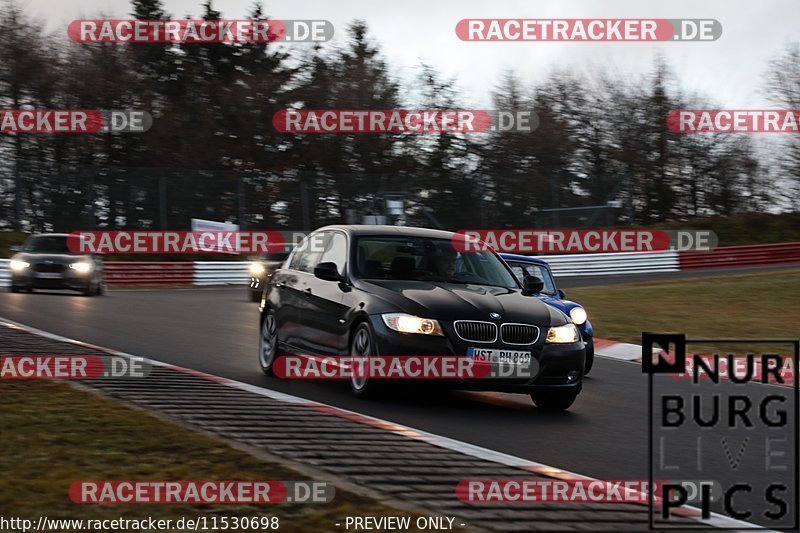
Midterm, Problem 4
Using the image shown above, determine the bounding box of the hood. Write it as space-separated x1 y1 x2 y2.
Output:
358 279 567 326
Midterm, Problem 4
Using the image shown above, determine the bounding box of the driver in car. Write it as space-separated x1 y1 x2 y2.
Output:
432 246 458 279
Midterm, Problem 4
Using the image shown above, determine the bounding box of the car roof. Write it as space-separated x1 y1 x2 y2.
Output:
498 253 551 266
314 225 456 240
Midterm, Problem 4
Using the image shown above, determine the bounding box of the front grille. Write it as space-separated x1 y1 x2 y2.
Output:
453 321 497 343
32 263 66 273
501 323 540 345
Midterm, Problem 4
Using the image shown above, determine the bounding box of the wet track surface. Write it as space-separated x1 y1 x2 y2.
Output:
0 287 796 526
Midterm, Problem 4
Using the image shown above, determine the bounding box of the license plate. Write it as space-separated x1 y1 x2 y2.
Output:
36 272 63 279
467 347 531 366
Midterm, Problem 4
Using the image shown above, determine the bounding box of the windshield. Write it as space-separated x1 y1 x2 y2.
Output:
507 261 557 294
354 236 519 289
24 236 71 254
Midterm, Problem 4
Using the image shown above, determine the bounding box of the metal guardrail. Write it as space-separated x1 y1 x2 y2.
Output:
0 259 9 288
1 243 799 288
539 250 679 276
193 261 250 286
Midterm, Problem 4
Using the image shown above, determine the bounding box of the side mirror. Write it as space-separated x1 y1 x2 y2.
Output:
314 262 343 282
523 275 544 294
9 245 20 253
556 289 566 299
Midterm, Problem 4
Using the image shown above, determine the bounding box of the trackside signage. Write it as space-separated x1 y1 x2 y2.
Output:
644 333 799 529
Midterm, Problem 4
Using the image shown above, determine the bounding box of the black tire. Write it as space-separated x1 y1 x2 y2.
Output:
9 284 20 293
258 309 279 376
584 337 595 376
349 322 381 399
97 279 106 296
249 290 262 303
530 390 578 411
82 282 95 297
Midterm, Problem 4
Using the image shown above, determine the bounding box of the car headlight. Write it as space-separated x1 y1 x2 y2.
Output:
569 306 587 325
381 313 444 336
546 323 579 344
9 260 29 271
249 262 266 276
69 262 93 274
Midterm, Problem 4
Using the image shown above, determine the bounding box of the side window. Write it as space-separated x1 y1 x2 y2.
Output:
509 265 526 284
289 233 328 273
318 232 347 276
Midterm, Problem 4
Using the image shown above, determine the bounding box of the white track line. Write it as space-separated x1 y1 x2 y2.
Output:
0 316 767 531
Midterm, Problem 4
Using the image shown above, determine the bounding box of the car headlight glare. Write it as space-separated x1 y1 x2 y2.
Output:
249 262 266 276
569 306 587 325
381 313 444 336
9 260 29 271
69 262 93 274
546 323 579 344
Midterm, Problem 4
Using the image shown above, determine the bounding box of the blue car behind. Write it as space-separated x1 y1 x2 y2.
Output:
500 253 595 375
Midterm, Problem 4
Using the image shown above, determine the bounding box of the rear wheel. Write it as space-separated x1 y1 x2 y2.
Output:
350 322 381 399
258 310 279 376
530 390 578 411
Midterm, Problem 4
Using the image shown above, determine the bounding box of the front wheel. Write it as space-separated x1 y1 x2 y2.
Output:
258 310 279 376
530 390 578 411
349 322 381 399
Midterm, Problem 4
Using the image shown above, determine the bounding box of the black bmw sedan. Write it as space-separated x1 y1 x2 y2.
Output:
258 225 585 410
9 233 105 296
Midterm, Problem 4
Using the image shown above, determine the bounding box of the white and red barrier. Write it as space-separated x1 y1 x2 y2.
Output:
2 242 800 288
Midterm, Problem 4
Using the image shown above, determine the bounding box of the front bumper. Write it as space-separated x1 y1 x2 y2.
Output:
12 270 93 290
366 315 584 393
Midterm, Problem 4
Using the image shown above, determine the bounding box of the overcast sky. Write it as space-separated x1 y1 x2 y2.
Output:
21 0 800 108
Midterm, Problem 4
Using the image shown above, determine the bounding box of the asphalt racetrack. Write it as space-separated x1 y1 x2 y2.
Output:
1 281 796 527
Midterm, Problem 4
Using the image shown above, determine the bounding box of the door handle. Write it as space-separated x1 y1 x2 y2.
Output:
274 282 284 288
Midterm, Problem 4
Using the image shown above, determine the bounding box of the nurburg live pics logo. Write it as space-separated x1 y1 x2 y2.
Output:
642 332 799 530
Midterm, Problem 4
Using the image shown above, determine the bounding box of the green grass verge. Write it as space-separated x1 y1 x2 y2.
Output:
567 269 800 353
0 380 425 532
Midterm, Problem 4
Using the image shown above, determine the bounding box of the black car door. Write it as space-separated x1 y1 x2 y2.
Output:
274 234 325 352
299 231 351 356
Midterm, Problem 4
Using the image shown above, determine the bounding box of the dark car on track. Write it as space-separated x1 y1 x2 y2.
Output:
247 252 290 302
499 253 595 375
9 233 105 296
258 225 585 410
